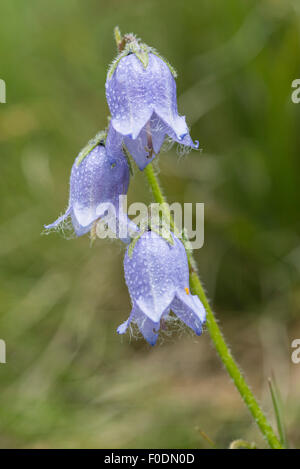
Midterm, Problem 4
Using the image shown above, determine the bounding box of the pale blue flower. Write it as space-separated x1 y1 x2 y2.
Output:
118 231 206 345
45 133 131 238
106 51 198 170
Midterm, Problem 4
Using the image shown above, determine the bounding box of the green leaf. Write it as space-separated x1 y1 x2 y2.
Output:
268 375 288 448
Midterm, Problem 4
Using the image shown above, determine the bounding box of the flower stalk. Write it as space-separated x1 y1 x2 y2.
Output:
46 25 284 449
144 163 283 450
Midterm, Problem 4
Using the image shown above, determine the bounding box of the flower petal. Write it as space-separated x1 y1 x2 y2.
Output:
73 202 98 227
44 206 71 231
117 319 131 335
124 134 154 170
166 124 199 149
124 231 177 322
171 291 206 335
155 110 189 142
71 213 92 237
106 53 155 139
105 123 124 158
123 112 166 170
135 312 159 346
106 53 183 140
117 303 159 346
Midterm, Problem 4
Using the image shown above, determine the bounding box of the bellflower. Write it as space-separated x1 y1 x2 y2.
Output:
106 38 199 170
117 230 206 345
44 132 131 238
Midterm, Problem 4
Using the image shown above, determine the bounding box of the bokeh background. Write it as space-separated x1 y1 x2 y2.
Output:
0 0 299 449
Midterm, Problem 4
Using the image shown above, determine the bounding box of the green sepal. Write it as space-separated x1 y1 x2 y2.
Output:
128 222 174 259
108 32 177 80
114 26 122 50
150 225 174 246
134 44 149 69
150 48 177 78
107 49 130 80
76 131 106 167
122 143 134 176
128 230 144 259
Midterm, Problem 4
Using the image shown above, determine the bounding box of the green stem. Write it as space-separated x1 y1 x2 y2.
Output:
144 163 282 449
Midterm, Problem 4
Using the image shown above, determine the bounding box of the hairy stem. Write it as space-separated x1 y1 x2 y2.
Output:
144 163 282 449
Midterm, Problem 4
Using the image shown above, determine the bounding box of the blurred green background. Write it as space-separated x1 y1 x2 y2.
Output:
0 0 299 449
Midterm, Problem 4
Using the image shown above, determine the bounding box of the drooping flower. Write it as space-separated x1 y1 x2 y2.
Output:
117 230 206 345
106 37 199 170
44 131 133 239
